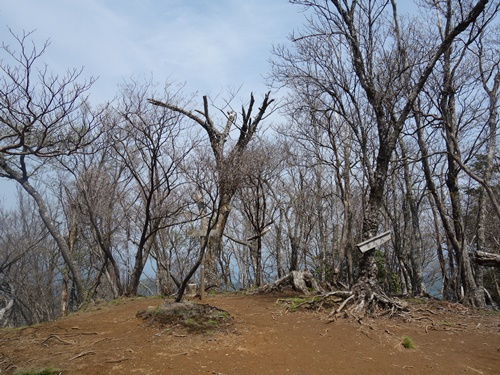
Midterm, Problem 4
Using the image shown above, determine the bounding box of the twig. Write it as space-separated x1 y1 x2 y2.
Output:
466 365 484 374
69 351 96 361
42 334 74 345
359 329 376 342
104 357 129 364
271 311 282 320
89 338 109 346
332 294 355 315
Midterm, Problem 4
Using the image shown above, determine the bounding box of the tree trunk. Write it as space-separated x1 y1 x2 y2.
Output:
399 138 426 296
275 211 285 279
3 168 86 304
204 200 232 289
440 35 484 307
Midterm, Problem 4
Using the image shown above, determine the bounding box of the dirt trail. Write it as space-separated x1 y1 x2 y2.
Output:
1 294 499 374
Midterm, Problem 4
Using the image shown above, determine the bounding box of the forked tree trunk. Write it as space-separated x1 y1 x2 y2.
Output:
149 93 274 292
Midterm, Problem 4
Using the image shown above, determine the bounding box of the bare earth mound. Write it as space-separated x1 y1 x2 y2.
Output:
0 294 499 374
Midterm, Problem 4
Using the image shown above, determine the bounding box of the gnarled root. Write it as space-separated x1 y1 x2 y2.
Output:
256 271 409 319
329 289 409 319
275 288 409 319
255 269 325 295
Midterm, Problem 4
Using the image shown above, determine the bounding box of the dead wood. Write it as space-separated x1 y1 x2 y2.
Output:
104 357 130 363
256 270 325 295
279 284 409 319
474 251 500 267
42 334 74 346
69 351 96 361
256 270 413 319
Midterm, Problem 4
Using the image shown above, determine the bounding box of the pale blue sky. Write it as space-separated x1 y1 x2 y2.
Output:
0 0 306 207
1 0 305 101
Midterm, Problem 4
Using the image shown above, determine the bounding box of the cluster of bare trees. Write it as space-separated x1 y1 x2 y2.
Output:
1 1 499 326
270 0 499 309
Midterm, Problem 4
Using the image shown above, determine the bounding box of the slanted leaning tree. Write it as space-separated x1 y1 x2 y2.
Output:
149 92 274 290
0 31 102 306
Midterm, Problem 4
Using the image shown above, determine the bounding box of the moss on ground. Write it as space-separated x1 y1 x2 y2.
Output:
136 301 234 334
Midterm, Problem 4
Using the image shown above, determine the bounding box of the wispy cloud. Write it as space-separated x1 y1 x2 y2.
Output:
1 0 304 102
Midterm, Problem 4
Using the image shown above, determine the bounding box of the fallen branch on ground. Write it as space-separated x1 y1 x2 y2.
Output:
42 334 74 345
69 351 96 361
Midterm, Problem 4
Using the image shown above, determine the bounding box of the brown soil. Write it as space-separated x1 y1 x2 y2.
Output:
1 293 499 374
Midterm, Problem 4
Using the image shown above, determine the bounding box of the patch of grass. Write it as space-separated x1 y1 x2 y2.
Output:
405 297 426 305
288 297 308 311
478 309 500 316
14 368 61 375
184 318 196 327
401 335 416 349
214 310 230 319
109 298 125 305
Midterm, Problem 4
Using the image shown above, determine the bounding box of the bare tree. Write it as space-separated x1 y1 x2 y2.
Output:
271 0 492 311
148 91 274 291
60 147 130 300
0 30 102 305
0 192 62 326
113 80 196 296
228 140 279 287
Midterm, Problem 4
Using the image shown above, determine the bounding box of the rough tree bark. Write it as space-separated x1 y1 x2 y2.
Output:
474 251 500 268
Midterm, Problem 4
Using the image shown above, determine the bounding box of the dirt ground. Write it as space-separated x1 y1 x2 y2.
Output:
0 293 499 374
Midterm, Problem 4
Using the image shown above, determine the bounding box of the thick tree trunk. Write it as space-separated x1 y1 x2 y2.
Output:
204 200 232 290
275 211 285 279
125 231 157 296
254 237 263 287
356 137 396 294
474 68 499 300
6 171 86 305
0 280 14 324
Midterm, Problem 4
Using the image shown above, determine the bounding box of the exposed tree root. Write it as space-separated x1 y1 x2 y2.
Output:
323 290 409 320
258 272 410 319
42 334 75 346
270 285 409 319
255 270 325 295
